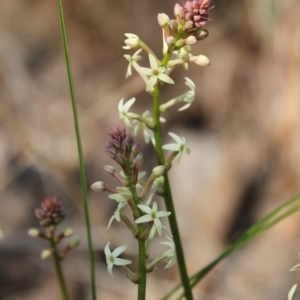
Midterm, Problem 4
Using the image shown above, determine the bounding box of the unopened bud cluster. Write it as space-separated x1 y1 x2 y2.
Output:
158 0 213 54
28 197 79 260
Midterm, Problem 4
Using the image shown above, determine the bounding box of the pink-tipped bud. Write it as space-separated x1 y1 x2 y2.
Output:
158 13 170 27
104 165 115 176
186 36 197 45
166 36 175 45
91 181 106 192
174 4 184 19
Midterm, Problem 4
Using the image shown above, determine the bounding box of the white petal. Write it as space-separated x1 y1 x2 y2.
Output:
291 264 300 271
114 258 132 266
136 66 153 76
107 216 116 229
162 143 180 151
104 243 111 256
123 97 136 111
184 77 195 90
158 73 174 84
112 244 127 257
168 132 183 144
118 98 124 111
107 263 114 277
149 54 158 69
135 215 153 223
288 284 297 300
154 218 163 236
157 211 171 218
146 76 158 91
137 204 153 214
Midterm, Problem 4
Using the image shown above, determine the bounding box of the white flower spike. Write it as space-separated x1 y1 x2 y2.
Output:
162 132 190 163
137 54 174 91
104 242 132 278
124 49 142 78
135 201 171 236
118 98 139 128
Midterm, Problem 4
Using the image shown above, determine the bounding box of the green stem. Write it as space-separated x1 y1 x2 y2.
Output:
50 237 69 300
129 184 147 299
152 87 193 300
56 1 97 299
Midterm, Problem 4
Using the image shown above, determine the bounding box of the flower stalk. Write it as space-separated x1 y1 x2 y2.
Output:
55 1 97 299
152 86 194 300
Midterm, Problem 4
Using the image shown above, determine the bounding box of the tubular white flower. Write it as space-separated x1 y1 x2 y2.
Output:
288 284 297 300
161 236 176 269
124 49 142 78
104 243 132 278
118 98 139 128
135 202 171 236
162 132 191 163
123 33 140 49
137 54 174 91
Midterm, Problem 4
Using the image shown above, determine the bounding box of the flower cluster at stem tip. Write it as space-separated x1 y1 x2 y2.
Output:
28 197 79 260
92 0 213 282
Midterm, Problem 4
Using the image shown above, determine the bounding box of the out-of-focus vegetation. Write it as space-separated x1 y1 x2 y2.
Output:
0 0 299 299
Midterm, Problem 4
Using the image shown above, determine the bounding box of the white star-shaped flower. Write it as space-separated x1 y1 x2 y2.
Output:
178 77 196 111
162 132 190 163
135 202 171 236
137 54 174 91
133 110 165 144
108 187 132 203
107 202 127 229
104 243 132 278
124 49 142 78
161 236 176 269
118 98 139 128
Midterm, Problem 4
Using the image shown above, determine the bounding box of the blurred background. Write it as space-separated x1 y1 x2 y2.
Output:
0 0 300 299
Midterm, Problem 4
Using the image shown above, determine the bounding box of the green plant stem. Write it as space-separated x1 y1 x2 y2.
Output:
56 1 97 299
50 237 69 300
152 87 193 300
129 184 147 299
161 194 300 300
